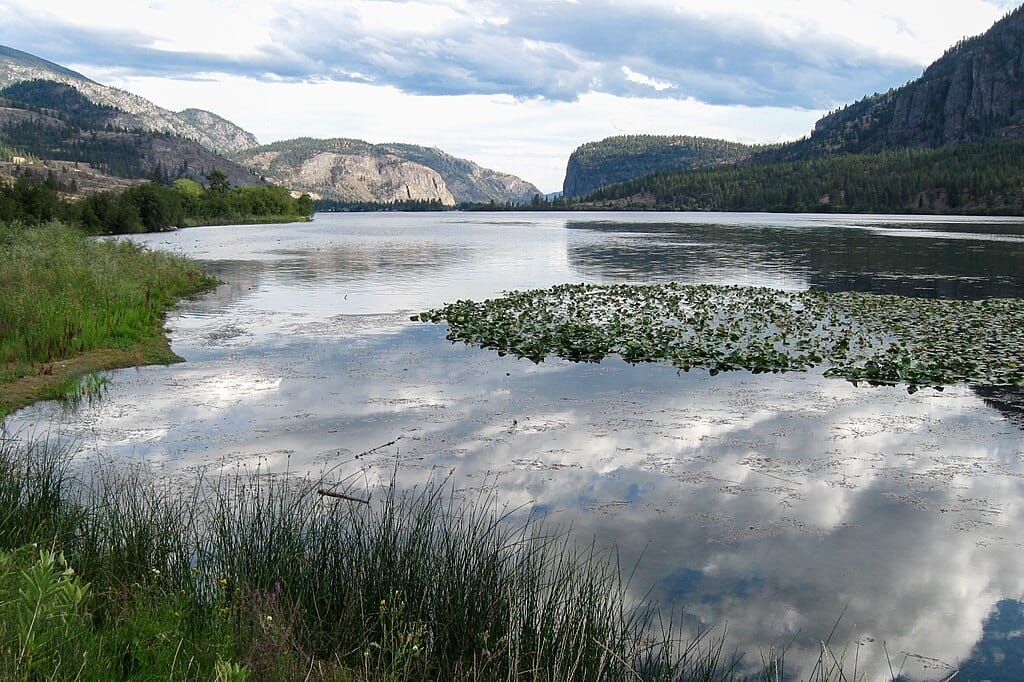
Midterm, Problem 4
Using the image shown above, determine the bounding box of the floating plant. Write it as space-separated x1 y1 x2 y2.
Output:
414 283 1024 392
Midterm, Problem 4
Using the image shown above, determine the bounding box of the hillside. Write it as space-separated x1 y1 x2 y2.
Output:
233 138 542 206
567 6 1024 213
582 138 1024 214
766 4 1024 161
0 80 262 188
0 45 258 154
562 135 759 198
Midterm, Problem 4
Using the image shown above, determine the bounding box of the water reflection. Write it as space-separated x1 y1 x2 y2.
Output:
14 320 1024 679
11 212 1024 680
565 217 1024 299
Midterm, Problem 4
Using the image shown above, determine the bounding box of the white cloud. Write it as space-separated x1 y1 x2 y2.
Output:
1 0 1017 189
85 69 823 191
621 66 674 91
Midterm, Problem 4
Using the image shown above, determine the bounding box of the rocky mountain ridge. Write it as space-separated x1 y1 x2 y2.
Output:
233 138 541 206
775 4 1024 160
0 45 258 154
0 80 263 188
563 5 1024 197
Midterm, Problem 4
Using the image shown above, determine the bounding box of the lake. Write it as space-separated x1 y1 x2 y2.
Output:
8 211 1024 680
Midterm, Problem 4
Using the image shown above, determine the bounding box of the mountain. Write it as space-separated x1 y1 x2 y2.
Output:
562 135 759 198
582 138 1024 213
767 5 1024 161
232 138 542 206
566 5 1024 213
0 45 258 154
0 80 262 188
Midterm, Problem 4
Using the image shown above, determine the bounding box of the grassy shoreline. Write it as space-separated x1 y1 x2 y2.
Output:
0 221 217 419
182 213 314 227
0 434 734 681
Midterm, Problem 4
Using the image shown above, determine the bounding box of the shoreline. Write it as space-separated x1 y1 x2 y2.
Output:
1 331 184 420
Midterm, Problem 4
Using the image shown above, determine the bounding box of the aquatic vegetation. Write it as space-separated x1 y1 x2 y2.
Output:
416 283 1024 391
0 221 217 417
2 433 739 681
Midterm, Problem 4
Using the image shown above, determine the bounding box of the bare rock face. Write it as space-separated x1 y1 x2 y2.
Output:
294 151 455 205
776 6 1024 159
233 138 540 205
0 45 259 153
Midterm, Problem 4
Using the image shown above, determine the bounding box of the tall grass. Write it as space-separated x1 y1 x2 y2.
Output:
0 220 215 370
0 433 761 681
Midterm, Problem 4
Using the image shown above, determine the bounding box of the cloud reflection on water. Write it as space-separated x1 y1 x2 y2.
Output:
14 212 1024 679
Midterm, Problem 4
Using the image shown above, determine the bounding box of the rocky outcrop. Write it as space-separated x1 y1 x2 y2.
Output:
768 6 1024 160
0 45 259 153
175 109 260 154
562 135 757 198
295 150 455 205
233 138 540 205
378 143 541 204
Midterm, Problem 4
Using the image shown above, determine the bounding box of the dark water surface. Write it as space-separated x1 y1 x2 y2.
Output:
9 212 1024 680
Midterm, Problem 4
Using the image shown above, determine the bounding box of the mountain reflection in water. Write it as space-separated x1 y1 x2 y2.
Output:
10 212 1024 680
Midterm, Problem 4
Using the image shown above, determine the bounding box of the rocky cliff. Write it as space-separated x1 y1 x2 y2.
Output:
233 138 541 205
0 45 259 153
562 135 758 198
379 143 540 204
767 5 1024 160
564 7 1024 197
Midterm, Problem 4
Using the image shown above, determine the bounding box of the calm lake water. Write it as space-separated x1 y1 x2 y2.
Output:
9 211 1024 680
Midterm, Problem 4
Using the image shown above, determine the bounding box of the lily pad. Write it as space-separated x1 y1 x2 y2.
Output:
414 284 1024 391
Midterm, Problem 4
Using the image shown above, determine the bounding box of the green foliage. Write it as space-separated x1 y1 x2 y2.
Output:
584 138 1024 214
0 221 215 369
10 548 91 672
315 197 448 212
417 283 1024 391
0 174 313 234
172 177 203 197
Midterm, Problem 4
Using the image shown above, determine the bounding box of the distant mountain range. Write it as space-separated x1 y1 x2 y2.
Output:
0 45 257 154
0 45 540 205
563 5 1024 209
0 79 264 188
232 138 541 206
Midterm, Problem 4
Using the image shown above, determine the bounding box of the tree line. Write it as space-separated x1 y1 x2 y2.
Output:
581 138 1024 214
0 170 313 234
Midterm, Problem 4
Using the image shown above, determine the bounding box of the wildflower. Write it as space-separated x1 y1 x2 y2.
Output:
219 577 228 586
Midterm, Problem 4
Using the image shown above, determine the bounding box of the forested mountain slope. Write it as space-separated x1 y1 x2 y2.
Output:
766 4 1024 162
0 80 262 188
0 44 258 154
568 6 1024 213
562 135 760 198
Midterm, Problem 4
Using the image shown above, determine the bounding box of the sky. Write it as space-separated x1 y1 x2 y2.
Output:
0 0 1020 192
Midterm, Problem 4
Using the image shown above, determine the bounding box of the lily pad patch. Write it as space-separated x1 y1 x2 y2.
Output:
414 283 1024 392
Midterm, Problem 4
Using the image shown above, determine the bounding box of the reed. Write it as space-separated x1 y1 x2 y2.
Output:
0 433 880 680
0 220 216 416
